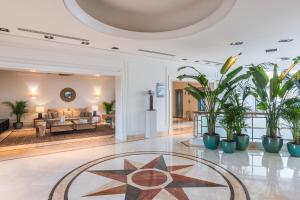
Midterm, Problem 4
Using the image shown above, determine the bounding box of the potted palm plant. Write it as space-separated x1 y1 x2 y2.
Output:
249 57 300 153
232 88 250 150
3 100 28 129
103 100 115 123
281 97 300 157
178 53 249 150
220 102 237 153
221 89 250 151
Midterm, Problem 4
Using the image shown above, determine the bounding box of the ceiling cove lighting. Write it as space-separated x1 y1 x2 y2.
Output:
230 41 244 46
0 27 10 32
278 39 293 43
265 48 278 53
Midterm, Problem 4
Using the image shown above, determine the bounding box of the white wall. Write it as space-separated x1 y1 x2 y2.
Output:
0 70 115 126
0 34 219 138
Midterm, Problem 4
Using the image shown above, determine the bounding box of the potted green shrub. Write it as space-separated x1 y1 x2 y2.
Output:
281 97 300 157
249 57 300 153
221 89 250 151
220 102 237 153
178 53 249 150
103 100 115 123
3 101 28 129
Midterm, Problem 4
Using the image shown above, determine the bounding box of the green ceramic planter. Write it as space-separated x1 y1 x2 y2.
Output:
221 140 236 154
287 142 300 157
203 133 220 150
262 135 283 153
13 122 23 129
236 134 250 151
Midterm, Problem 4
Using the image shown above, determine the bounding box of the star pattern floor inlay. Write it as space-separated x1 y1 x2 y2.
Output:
49 151 250 200
84 155 226 199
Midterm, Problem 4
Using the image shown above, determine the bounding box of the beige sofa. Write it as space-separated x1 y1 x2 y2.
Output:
45 108 93 128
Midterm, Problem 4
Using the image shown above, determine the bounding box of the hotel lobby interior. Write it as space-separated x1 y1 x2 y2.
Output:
1 0 300 200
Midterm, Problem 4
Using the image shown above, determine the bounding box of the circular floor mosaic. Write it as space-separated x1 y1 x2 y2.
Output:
49 151 250 200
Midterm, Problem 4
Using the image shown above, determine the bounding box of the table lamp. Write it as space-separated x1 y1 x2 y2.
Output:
92 105 98 116
36 106 45 119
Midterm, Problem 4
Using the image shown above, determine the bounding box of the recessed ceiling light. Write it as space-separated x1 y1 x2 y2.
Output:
194 60 200 63
182 58 188 61
266 48 278 53
112 47 119 50
0 27 9 32
81 41 90 45
278 39 293 43
230 41 244 46
278 57 291 61
44 35 54 39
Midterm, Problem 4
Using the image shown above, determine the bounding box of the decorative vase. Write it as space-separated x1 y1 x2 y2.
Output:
13 122 23 129
221 140 236 154
262 135 283 153
236 134 250 151
287 142 300 157
203 133 220 150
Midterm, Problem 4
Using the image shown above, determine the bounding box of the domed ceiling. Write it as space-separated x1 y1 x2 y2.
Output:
65 0 236 39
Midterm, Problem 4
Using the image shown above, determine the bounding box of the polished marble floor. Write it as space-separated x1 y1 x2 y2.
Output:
0 135 299 200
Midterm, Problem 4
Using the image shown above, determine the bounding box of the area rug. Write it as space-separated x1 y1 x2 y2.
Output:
0 126 114 147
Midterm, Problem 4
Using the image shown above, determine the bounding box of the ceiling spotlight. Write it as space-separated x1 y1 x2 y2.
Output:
278 57 291 61
81 41 90 45
278 39 293 43
0 27 10 32
44 35 54 39
182 58 188 61
266 48 278 53
194 60 200 63
230 41 244 46
112 47 119 50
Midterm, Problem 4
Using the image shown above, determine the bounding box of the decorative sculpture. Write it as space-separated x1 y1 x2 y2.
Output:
148 90 155 111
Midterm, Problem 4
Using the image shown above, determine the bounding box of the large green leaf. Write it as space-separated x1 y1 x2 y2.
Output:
250 65 269 90
279 79 294 98
256 102 268 111
185 84 205 100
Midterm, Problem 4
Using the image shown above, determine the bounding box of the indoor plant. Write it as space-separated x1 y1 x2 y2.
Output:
222 88 250 151
231 88 250 150
281 97 300 157
178 53 249 150
220 101 237 153
103 100 115 123
3 100 28 129
249 57 300 153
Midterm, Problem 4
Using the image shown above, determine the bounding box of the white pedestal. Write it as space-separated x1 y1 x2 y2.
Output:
145 110 157 139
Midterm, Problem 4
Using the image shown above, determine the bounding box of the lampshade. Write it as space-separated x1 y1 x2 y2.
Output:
92 105 99 111
36 106 45 113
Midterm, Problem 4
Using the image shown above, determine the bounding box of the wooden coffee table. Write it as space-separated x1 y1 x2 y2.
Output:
50 121 74 133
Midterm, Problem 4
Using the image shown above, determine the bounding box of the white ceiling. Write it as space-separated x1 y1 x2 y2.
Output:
0 0 300 70
75 0 223 32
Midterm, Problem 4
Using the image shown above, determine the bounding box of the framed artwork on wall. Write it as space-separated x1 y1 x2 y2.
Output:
156 83 165 98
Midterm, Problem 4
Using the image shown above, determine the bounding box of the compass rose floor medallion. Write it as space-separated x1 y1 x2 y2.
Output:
49 151 250 200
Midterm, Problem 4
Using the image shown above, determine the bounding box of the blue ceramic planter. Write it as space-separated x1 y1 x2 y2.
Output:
262 135 283 153
203 133 220 150
221 140 236 154
236 134 250 151
287 142 300 157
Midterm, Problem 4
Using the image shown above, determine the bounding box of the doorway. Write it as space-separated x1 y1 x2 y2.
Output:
175 89 183 118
